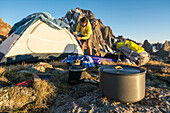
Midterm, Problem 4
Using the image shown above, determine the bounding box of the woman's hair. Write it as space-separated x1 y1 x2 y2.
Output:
80 17 88 23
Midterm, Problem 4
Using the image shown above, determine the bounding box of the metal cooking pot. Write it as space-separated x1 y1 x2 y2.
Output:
99 65 146 103
68 65 86 84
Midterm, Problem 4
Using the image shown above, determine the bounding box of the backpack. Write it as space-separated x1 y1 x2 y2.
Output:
116 40 150 65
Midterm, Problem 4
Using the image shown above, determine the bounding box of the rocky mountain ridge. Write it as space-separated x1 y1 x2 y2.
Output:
61 7 169 61
0 8 169 61
61 7 115 55
143 40 170 61
0 18 11 44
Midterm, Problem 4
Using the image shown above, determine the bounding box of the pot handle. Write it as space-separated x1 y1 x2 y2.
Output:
115 66 123 71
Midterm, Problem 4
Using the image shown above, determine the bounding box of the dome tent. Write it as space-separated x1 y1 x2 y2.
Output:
0 12 83 64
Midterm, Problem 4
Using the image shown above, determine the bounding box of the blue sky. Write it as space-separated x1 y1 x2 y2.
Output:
0 0 170 43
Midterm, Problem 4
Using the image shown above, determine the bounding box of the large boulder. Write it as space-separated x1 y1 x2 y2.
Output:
62 7 115 55
152 42 163 52
0 18 11 44
157 41 170 60
162 40 170 51
143 40 153 54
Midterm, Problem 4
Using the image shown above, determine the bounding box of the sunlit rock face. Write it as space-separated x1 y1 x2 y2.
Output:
0 18 11 44
62 7 115 55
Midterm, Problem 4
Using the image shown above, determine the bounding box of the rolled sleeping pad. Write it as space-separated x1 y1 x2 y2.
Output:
89 55 117 62
93 59 101 65
102 58 117 62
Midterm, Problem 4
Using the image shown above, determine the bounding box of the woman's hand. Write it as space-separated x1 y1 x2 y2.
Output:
76 36 82 40
73 32 77 35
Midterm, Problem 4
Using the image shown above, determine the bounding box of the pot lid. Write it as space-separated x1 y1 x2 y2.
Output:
100 65 145 75
69 65 86 71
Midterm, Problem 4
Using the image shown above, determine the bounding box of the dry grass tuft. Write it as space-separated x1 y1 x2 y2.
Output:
32 80 57 110
5 72 31 84
3 63 31 72
49 60 65 67
0 62 57 112
0 76 11 86
147 60 170 66
116 62 137 66
101 60 117 65
101 60 137 66
0 86 36 112
0 66 5 75
0 80 57 112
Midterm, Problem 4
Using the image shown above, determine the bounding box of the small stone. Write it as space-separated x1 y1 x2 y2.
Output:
145 97 150 100
17 70 33 74
158 95 163 98
165 101 170 106
89 80 97 84
160 108 167 112
84 79 90 82
155 105 159 108
90 74 99 77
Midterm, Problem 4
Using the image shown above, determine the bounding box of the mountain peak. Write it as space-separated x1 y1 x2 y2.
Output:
63 8 115 55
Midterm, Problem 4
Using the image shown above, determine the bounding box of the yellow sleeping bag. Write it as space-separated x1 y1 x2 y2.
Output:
116 40 145 53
